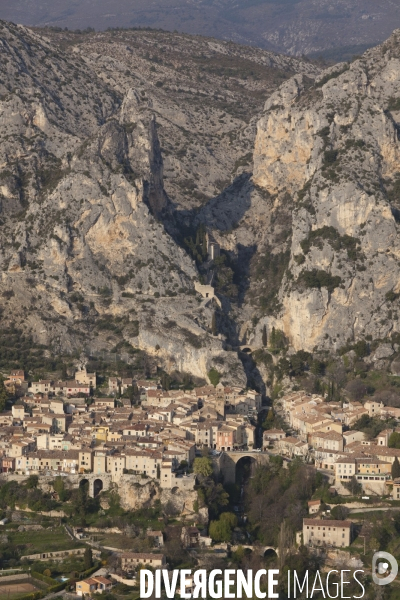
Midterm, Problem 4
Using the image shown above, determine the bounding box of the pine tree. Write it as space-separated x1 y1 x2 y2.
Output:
262 325 267 347
211 312 217 336
392 456 400 479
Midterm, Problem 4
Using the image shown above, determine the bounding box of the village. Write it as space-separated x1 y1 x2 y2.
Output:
1 368 259 480
266 390 400 498
0 368 400 597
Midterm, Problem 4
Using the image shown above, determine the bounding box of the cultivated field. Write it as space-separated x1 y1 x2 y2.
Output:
7 527 82 554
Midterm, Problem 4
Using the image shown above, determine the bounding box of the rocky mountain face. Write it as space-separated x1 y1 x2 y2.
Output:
1 0 400 59
44 28 317 211
249 30 400 352
0 22 318 386
4 21 400 389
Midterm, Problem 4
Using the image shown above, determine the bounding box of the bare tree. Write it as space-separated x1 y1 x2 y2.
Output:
277 519 293 569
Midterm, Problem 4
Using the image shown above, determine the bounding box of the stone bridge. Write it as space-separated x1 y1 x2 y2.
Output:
231 545 279 557
217 451 270 484
67 473 113 498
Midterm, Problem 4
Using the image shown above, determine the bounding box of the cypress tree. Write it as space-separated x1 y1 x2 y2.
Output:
211 312 217 336
392 456 400 479
0 376 9 412
84 547 93 570
262 324 267 347
270 326 276 349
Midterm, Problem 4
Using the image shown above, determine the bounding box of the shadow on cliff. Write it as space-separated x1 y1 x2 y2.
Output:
237 351 266 396
161 172 266 392
194 172 253 231
169 172 257 306
234 242 257 307
169 172 253 234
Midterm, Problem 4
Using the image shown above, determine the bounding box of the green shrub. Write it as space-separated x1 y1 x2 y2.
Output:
294 254 305 265
386 289 400 302
79 562 101 579
323 149 338 164
208 368 221 386
31 571 55 585
300 225 362 261
252 248 290 316
253 349 273 366
269 327 287 350
388 97 400 111
317 125 331 139
297 269 342 293
316 65 349 88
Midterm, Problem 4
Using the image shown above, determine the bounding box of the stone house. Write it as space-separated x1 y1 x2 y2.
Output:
393 478 400 500
75 368 96 388
342 430 365 445
310 430 344 452
308 499 322 514
9 370 25 382
76 576 113 596
120 553 166 571
216 425 236 451
147 530 164 547
376 429 394 447
276 436 308 457
181 526 201 548
303 519 352 548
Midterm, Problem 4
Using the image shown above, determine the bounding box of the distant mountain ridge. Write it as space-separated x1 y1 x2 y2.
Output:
1 0 400 57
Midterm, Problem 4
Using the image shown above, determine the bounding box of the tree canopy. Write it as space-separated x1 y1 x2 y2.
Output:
193 457 213 478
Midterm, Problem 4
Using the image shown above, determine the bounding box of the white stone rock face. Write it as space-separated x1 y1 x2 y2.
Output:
252 31 400 350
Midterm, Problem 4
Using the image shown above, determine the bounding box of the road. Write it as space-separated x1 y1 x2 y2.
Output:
348 506 400 514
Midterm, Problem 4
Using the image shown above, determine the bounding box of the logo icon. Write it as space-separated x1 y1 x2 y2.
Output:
372 551 398 586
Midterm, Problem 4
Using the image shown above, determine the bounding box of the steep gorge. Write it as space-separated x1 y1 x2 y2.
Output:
3 22 400 386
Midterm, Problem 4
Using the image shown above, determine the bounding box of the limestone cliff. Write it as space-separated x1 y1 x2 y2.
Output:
116 475 205 521
251 31 400 351
8 20 400 374
0 21 249 384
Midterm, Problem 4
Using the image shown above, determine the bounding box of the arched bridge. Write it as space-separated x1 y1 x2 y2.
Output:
235 346 258 353
231 545 279 557
217 451 270 484
67 473 112 498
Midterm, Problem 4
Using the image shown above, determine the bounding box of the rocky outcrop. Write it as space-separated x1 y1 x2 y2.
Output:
9 21 400 373
116 475 201 519
0 22 250 385
252 31 400 351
